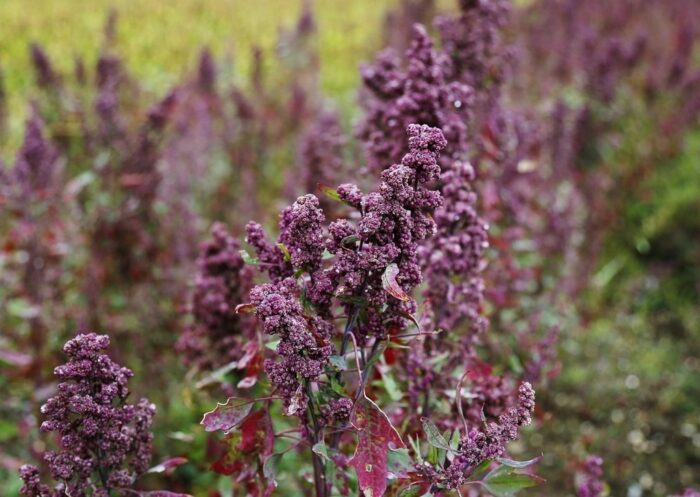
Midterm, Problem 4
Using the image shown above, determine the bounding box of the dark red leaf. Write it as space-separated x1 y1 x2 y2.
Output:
349 398 406 497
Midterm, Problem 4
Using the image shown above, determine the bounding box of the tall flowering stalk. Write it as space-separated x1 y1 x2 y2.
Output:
19 333 155 497
199 124 541 497
0 111 66 387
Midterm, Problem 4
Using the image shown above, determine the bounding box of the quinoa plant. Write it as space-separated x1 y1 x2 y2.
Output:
199 124 541 496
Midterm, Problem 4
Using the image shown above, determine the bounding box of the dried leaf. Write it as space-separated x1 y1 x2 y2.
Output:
235 303 256 314
382 264 410 302
285 385 305 416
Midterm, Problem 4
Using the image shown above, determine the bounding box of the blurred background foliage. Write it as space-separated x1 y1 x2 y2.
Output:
0 0 454 148
1 0 699 496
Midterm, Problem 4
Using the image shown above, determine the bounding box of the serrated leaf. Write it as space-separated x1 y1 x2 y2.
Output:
382 263 410 302
349 398 406 497
201 399 253 434
421 418 452 452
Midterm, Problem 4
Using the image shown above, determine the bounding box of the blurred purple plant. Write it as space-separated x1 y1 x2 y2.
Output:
576 455 605 497
19 333 155 497
177 223 255 373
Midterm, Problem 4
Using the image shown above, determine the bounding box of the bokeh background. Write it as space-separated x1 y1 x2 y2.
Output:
1 1 698 496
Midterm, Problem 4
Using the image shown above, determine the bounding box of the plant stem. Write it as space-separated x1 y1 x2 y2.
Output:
305 382 326 497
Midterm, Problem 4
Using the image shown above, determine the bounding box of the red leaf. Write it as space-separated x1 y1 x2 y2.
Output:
211 443 244 476
238 410 266 453
382 263 410 302
201 398 253 434
349 398 406 497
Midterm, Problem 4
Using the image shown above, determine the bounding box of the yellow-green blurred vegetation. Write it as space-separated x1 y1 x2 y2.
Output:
1 0 451 141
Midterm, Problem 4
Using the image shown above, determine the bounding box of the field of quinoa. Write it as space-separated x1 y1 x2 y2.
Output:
1 1 699 496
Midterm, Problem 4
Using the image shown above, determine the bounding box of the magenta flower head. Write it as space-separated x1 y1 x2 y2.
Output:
439 382 536 489
19 333 155 497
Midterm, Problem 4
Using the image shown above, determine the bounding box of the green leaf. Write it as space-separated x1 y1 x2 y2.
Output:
407 436 423 464
397 486 424 497
421 418 452 451
364 340 388 372
426 445 442 466
380 369 403 401
195 361 239 389
312 442 331 462
470 459 493 480
239 249 259 266
263 453 284 487
7 298 39 319
319 184 342 202
387 447 412 479
328 355 348 371
0 419 19 442
483 465 545 497
276 243 291 262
